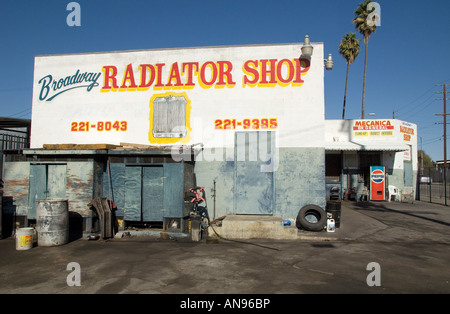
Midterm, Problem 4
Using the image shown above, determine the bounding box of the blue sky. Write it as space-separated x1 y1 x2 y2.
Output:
1 0 449 162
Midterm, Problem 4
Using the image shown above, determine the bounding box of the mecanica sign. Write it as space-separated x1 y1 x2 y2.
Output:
352 120 394 137
31 44 325 148
352 120 394 130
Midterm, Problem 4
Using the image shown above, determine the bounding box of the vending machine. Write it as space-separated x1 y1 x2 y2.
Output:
370 166 385 201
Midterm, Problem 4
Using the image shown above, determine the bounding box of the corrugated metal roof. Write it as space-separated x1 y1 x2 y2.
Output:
0 117 31 128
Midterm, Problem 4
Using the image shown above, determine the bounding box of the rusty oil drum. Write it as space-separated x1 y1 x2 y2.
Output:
36 199 69 246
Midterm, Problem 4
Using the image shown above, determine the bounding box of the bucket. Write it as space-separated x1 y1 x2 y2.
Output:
15 227 35 250
327 219 335 233
36 199 69 246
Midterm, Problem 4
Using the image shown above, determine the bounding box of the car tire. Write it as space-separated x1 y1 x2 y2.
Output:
296 204 327 232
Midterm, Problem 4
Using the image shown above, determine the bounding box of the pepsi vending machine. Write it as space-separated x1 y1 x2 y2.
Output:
370 166 385 201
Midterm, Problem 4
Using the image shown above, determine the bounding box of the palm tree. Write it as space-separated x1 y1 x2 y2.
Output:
353 0 377 119
339 33 360 119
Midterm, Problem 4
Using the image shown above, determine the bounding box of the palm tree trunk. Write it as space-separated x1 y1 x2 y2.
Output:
342 62 350 119
362 38 368 119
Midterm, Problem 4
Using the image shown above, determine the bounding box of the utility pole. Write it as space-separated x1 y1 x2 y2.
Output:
436 84 449 205
420 136 423 175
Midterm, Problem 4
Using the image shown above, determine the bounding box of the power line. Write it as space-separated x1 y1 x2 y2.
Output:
418 121 440 129
14 111 32 118
422 137 442 146
396 85 438 113
396 80 450 120
398 95 436 119
9 107 31 117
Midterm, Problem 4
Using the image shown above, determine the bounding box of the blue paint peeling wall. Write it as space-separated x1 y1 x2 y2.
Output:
2 145 326 231
103 158 194 222
275 148 325 219
3 160 97 219
195 147 325 221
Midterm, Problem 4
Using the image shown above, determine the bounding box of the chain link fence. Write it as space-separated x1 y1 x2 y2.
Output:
418 166 450 206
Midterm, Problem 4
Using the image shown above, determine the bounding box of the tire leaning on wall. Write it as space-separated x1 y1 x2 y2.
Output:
296 204 327 232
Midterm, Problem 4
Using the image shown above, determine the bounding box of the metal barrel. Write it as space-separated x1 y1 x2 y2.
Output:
36 199 69 246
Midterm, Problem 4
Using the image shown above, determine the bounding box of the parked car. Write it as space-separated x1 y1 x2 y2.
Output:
419 176 433 184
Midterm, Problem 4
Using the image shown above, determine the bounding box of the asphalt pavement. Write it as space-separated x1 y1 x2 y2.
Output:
1 200 450 298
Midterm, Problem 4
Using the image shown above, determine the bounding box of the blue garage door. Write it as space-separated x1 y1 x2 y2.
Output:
124 166 164 221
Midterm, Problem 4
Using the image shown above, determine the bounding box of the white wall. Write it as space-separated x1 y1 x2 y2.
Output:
31 44 325 149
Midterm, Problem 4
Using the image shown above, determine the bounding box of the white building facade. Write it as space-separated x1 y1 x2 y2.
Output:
24 43 327 223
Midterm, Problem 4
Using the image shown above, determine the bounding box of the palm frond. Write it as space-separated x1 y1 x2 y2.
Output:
338 33 361 65
353 0 377 39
